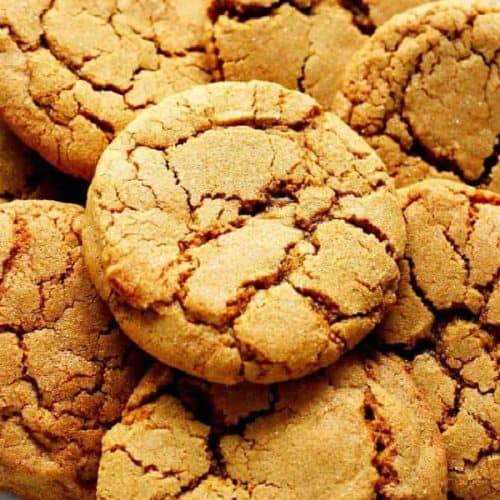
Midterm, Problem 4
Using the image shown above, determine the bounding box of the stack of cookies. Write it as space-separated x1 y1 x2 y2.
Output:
0 1 498 499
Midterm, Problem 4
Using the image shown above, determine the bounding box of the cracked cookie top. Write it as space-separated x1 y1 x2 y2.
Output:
0 0 213 180
0 119 71 203
208 0 367 109
97 353 447 500
84 80 406 385
376 179 499 499
208 0 438 110
334 0 500 192
0 201 146 500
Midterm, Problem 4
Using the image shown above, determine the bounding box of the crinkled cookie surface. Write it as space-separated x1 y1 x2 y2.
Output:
208 0 367 109
0 201 145 500
84 81 406 384
208 0 438 109
335 0 500 192
377 179 499 499
97 353 447 500
0 0 212 180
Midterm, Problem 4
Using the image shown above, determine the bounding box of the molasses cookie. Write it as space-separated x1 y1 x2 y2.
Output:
376 179 499 499
208 0 367 109
97 354 447 500
0 0 212 180
208 0 439 109
84 81 406 384
335 0 500 191
0 201 145 500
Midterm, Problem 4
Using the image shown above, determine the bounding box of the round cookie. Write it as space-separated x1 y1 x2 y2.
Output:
376 179 499 499
0 201 146 500
97 353 447 500
0 0 212 180
335 0 500 191
84 80 406 384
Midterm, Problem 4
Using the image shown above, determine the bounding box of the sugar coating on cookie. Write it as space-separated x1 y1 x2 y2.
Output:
0 0 212 180
0 201 145 500
208 0 367 109
335 0 500 192
84 81 406 384
376 179 499 499
97 354 447 500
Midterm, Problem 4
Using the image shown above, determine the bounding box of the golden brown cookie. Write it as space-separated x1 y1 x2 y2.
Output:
0 0 212 180
208 0 439 110
376 179 499 499
340 0 439 30
0 201 146 500
84 81 406 385
208 0 367 109
335 0 500 191
97 354 447 500
0 119 71 203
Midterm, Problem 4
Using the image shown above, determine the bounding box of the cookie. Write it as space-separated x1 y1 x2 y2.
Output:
335 0 500 191
0 119 67 203
208 0 438 110
84 80 406 384
0 201 146 500
376 179 499 498
0 0 212 180
97 352 447 500
341 0 439 31
208 0 367 109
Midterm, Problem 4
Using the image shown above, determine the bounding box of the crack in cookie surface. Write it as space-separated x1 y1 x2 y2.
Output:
208 0 441 109
0 200 145 500
96 353 447 499
0 0 213 179
208 0 367 109
375 179 499 499
335 0 500 192
84 81 406 384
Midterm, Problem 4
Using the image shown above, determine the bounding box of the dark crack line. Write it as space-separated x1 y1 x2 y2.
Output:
209 0 313 22
1 1 213 147
338 0 375 35
362 387 400 496
395 33 495 185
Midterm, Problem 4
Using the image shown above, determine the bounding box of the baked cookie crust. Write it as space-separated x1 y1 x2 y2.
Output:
0 200 145 500
335 0 500 191
84 81 406 384
208 0 367 109
208 0 440 109
0 0 212 179
97 353 447 500
377 179 499 499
